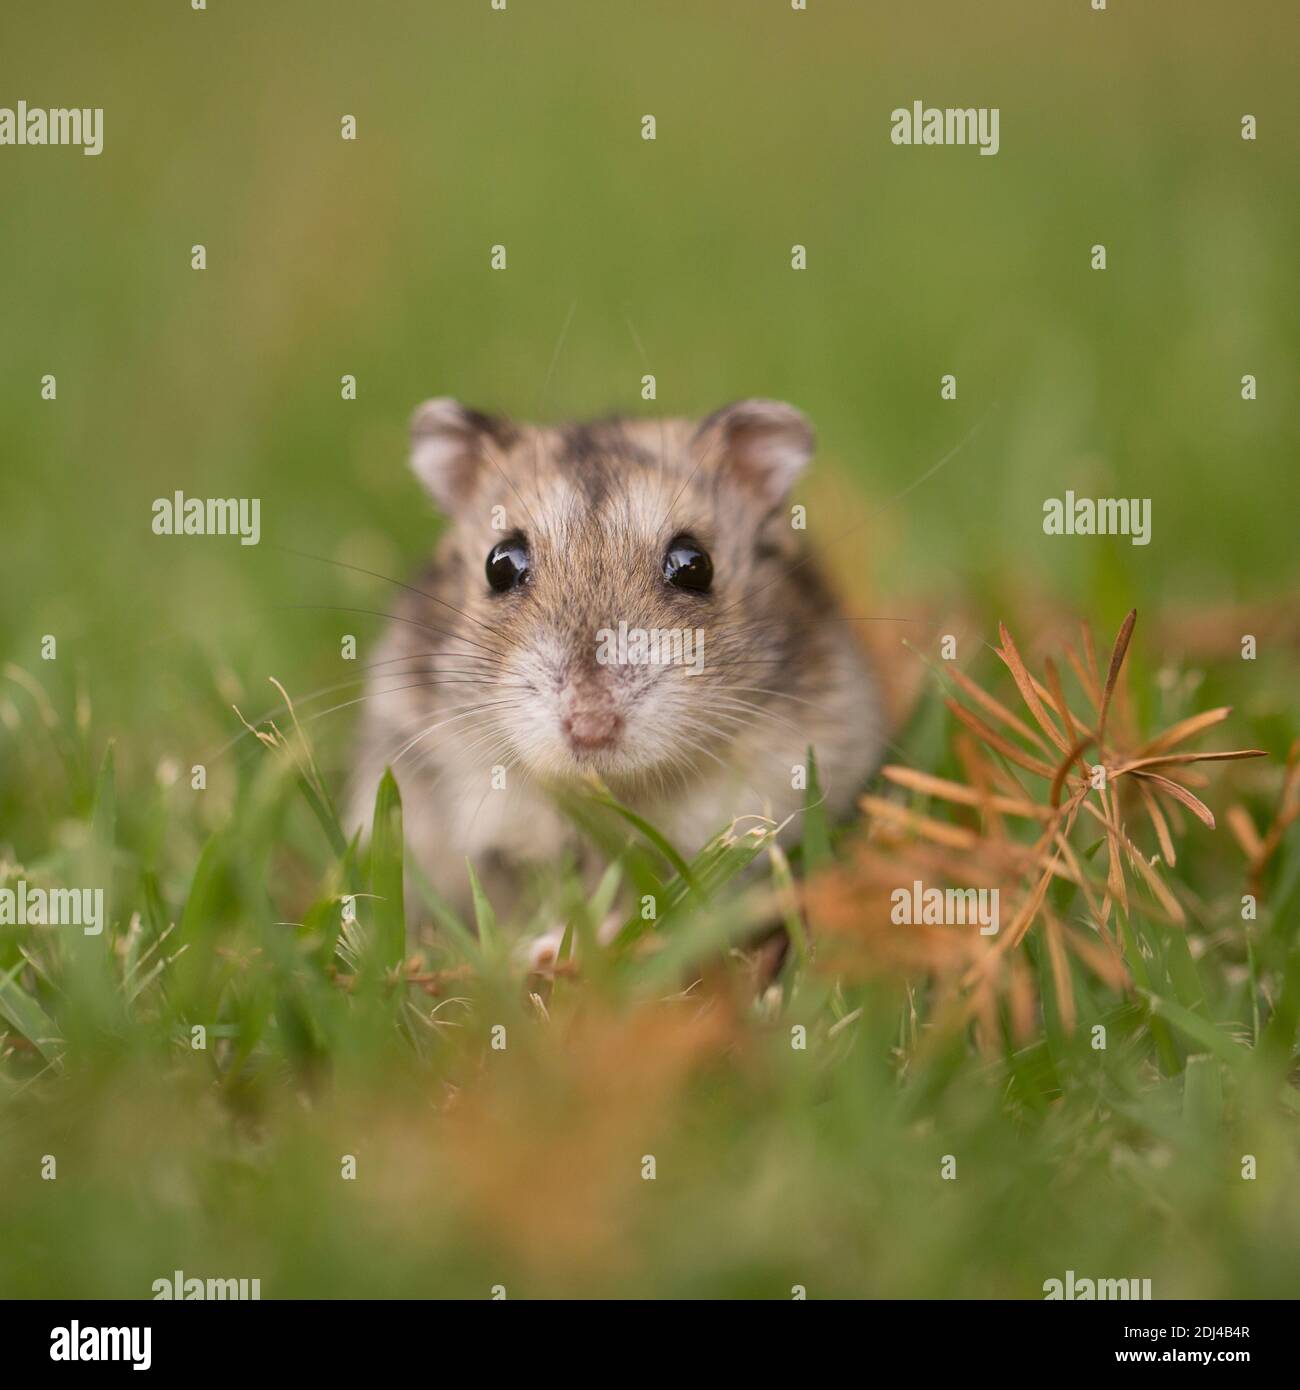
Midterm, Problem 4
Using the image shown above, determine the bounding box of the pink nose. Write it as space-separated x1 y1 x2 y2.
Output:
562 705 623 751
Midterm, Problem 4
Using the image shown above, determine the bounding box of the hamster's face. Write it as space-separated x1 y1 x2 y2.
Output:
407 399 827 790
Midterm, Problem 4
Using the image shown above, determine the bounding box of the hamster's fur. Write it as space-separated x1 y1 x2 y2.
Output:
349 397 882 927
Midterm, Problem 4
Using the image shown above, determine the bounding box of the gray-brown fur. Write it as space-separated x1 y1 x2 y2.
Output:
348 397 882 932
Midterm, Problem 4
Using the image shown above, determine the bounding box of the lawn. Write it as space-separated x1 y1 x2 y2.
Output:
1 0 1297 1299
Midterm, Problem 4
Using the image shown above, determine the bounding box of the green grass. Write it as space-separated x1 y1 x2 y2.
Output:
1 624 1297 1298
1 0 1298 1299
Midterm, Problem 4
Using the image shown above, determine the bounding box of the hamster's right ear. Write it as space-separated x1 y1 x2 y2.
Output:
409 398 515 513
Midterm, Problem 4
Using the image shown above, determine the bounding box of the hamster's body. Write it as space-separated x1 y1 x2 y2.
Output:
349 398 881 928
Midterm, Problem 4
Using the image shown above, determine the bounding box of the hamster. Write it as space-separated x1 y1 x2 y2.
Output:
348 396 882 932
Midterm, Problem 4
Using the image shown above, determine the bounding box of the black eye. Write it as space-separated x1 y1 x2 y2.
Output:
486 536 530 593
663 536 712 594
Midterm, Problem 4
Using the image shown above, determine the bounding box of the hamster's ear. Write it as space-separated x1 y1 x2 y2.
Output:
692 399 815 505
409 398 514 512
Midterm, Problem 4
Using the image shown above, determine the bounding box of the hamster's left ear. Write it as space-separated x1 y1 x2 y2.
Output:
692 399 814 505
409 398 516 513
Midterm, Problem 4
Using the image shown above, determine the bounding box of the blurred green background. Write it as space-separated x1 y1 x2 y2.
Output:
1 0 1297 1300
2 0 1297 820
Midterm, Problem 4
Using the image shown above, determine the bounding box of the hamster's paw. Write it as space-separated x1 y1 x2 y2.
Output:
518 926 566 974
516 912 622 974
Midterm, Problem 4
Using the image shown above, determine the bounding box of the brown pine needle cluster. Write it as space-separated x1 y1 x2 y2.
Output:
1227 739 1300 900
813 610 1266 1048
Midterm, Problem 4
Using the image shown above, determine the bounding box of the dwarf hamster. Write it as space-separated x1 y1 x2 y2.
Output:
348 397 882 929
